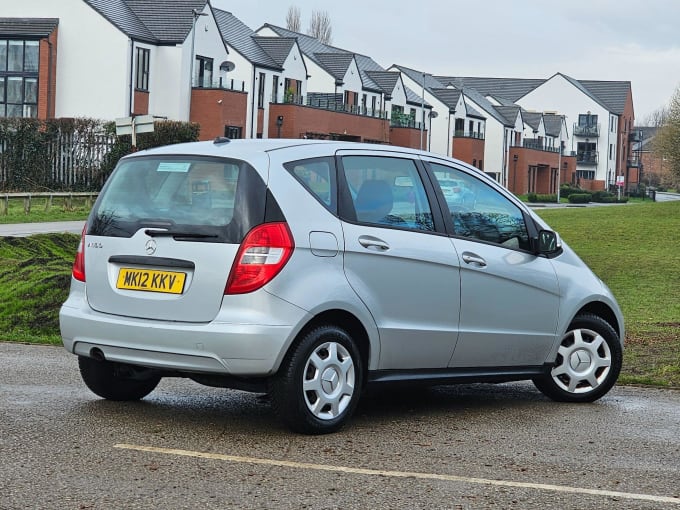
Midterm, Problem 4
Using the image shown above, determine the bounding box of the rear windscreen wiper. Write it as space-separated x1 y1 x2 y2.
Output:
144 229 218 239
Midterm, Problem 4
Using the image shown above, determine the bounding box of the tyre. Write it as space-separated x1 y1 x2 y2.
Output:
533 314 622 402
78 356 161 401
271 325 363 434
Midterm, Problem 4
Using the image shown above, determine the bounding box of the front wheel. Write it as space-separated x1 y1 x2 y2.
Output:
78 356 161 401
271 325 363 434
533 314 622 402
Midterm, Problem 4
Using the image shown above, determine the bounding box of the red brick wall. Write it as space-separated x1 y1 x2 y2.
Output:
389 126 428 150
190 88 248 141
38 27 58 119
268 103 389 142
133 90 149 115
616 87 635 177
257 108 264 137
509 148 560 194
452 137 485 167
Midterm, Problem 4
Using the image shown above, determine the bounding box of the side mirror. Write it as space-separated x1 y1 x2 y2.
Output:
534 229 562 255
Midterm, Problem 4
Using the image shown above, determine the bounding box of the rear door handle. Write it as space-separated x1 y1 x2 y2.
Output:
358 235 390 251
462 252 487 267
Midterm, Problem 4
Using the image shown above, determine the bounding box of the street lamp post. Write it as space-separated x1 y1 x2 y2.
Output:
188 8 208 119
420 72 426 150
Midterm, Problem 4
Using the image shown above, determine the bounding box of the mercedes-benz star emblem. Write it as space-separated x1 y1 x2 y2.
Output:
145 239 157 255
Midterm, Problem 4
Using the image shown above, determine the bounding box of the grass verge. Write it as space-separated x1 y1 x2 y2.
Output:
1 201 678 387
0 196 91 224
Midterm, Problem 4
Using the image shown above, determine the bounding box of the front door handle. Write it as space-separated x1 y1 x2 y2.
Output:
358 235 390 251
462 252 487 267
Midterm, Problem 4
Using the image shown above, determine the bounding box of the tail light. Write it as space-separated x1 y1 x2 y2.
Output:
72 225 87 282
225 222 294 294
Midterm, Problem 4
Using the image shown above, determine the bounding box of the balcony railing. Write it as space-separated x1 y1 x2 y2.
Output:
515 139 560 153
576 151 599 165
193 77 246 92
627 158 641 168
390 112 423 129
629 130 643 142
453 130 485 140
573 123 600 137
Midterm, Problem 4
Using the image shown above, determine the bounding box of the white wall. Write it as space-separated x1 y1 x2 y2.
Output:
518 75 613 182
3 0 131 119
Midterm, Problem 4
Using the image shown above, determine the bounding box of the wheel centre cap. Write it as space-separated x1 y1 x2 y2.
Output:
569 350 592 371
321 368 339 393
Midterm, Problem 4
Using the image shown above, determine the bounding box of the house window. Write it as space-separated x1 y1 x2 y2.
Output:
371 96 376 115
609 144 613 160
271 75 279 103
195 56 213 88
578 114 598 126
224 125 242 139
257 72 265 108
135 47 150 91
0 39 39 118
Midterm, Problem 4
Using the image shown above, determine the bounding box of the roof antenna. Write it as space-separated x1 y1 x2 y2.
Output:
214 137 231 145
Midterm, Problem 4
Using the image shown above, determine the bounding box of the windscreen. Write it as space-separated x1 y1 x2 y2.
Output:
89 155 266 243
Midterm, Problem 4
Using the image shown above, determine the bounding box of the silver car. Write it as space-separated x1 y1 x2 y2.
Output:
60 139 624 434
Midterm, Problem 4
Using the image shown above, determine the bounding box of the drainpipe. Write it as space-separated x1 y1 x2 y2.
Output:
446 112 451 157
250 67 256 138
128 38 134 116
46 38 53 118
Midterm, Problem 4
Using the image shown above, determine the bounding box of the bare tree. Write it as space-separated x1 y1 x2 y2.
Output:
285 5 301 32
307 10 333 44
642 106 669 127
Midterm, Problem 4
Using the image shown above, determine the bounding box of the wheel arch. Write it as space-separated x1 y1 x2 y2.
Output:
574 301 622 340
282 309 373 385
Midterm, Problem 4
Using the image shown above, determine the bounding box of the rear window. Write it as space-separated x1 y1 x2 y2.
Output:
89 155 266 243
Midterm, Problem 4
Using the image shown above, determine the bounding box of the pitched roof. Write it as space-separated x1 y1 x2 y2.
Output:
254 36 296 67
542 114 565 137
314 52 355 81
391 64 446 89
522 111 543 131
365 71 399 96
0 18 58 37
579 80 631 115
460 86 513 126
83 0 207 44
263 24 345 67
494 105 522 126
430 88 462 112
436 76 545 102
213 9 280 69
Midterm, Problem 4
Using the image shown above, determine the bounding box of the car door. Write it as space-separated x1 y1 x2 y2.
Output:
425 160 560 368
337 151 461 370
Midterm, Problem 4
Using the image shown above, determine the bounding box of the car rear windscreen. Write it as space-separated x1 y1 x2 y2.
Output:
89 155 266 243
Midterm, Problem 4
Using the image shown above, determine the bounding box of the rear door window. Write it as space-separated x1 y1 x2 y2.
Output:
339 155 435 232
90 155 266 243
284 157 336 213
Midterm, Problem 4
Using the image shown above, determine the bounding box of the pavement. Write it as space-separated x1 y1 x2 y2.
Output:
0 220 85 237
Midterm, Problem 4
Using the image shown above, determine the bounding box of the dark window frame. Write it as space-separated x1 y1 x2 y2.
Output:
0 39 39 118
135 47 150 91
195 55 213 88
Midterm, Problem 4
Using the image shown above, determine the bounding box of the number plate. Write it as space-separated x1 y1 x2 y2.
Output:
116 268 186 294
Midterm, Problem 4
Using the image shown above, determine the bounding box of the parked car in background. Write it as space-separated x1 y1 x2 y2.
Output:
60 139 624 434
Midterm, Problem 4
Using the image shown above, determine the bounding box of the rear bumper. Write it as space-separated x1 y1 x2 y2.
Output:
59 283 309 376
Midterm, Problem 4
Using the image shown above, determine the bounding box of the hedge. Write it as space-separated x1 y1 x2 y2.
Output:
568 193 592 204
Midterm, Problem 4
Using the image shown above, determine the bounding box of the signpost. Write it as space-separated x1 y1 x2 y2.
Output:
616 175 625 200
115 115 155 148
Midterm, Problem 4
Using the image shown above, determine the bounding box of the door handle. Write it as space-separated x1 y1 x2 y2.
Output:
462 252 487 267
358 235 390 251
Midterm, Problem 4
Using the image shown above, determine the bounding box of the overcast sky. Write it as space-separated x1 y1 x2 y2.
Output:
211 0 680 122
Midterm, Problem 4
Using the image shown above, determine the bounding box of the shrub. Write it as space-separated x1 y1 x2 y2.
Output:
527 193 537 202
568 193 592 204
559 184 582 198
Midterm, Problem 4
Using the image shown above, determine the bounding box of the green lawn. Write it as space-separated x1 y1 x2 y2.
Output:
536 202 680 387
0 201 678 387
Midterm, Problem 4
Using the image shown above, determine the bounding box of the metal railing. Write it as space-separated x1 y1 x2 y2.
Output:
627 158 641 168
573 123 600 137
576 151 599 165
390 113 423 129
192 77 247 92
515 139 560 153
454 130 485 140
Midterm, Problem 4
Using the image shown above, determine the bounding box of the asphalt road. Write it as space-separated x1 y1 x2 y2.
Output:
0 220 85 237
1 343 679 509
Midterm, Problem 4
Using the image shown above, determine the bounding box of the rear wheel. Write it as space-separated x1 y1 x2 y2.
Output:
271 325 363 434
78 356 161 401
533 314 622 402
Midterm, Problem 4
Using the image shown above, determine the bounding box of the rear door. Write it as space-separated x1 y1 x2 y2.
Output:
425 160 560 367
337 151 461 370
85 155 268 323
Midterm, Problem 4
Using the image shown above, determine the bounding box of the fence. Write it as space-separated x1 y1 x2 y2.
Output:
0 118 115 192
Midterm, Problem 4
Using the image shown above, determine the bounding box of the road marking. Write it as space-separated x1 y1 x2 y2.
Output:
115 443 679 505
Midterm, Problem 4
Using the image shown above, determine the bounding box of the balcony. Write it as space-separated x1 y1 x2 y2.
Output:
627 157 641 168
576 151 599 165
453 129 485 140
515 139 560 153
390 112 423 130
629 130 643 142
573 124 600 137
303 93 387 118
192 76 247 92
